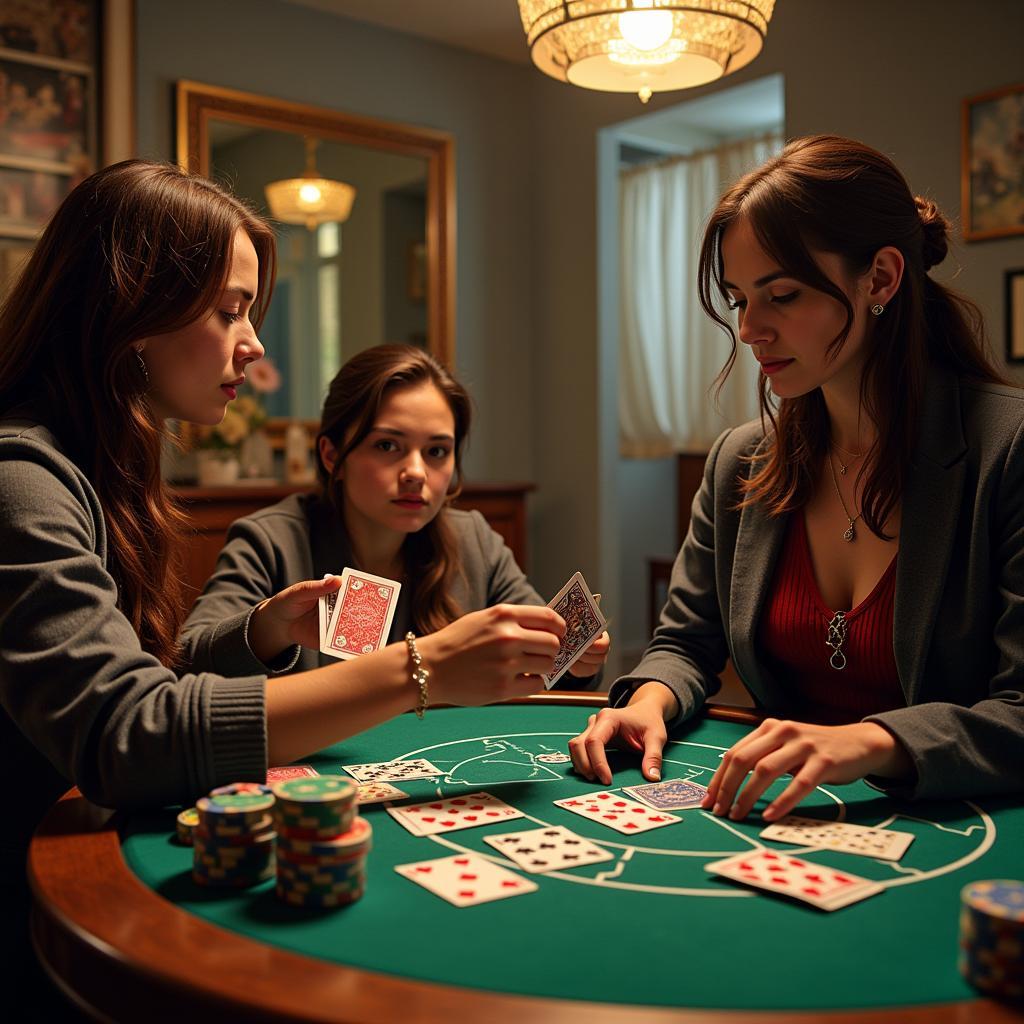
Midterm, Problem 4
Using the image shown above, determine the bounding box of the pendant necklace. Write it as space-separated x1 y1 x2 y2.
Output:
827 452 862 542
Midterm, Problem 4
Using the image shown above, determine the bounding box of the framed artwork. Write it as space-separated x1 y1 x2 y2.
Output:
1006 268 1024 363
0 0 133 291
962 82 1024 241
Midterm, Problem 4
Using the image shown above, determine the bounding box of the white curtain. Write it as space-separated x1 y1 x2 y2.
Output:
619 133 783 457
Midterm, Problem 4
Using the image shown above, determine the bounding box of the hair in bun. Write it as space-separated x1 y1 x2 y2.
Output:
914 195 950 271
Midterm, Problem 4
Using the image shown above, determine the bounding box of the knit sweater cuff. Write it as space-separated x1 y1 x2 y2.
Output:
208 675 267 782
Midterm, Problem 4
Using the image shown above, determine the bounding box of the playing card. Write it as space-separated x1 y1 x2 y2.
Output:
395 853 538 908
543 571 607 689
386 791 524 836
266 765 319 782
553 791 681 834
317 574 342 649
705 849 884 911
341 758 442 783
759 815 915 862
321 568 401 660
356 781 408 805
483 825 614 874
622 779 708 810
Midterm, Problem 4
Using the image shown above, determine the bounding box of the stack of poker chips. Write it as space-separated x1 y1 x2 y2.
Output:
271 775 372 908
959 879 1024 1002
192 783 276 888
176 807 199 845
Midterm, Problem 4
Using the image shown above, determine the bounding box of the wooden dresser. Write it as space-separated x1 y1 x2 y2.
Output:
172 482 535 606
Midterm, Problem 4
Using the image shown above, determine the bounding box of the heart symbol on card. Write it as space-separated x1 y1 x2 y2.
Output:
415 866 433 873
441 821 456 827
455 858 470 864
421 817 436 823
459 890 475 897
459 873 477 880
501 881 520 888
464 816 478 822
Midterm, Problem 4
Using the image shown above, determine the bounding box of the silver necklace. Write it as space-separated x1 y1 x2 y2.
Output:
827 452 862 542
826 610 848 670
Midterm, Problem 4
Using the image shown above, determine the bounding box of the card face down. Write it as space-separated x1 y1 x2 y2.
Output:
623 779 708 811
543 571 607 688
705 849 884 911
266 765 319 783
320 568 401 660
395 853 538 908
759 815 915 862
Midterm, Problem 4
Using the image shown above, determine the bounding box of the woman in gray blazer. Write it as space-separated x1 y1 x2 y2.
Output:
570 135 1024 820
180 345 608 688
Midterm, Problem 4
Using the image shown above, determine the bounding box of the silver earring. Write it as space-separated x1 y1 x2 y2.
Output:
134 349 150 384
870 303 885 316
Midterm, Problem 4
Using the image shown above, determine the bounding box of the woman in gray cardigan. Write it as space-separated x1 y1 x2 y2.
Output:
0 163 571 936
570 136 1024 820
179 345 608 688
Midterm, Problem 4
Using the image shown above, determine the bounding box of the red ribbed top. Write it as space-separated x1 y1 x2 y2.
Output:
757 514 905 724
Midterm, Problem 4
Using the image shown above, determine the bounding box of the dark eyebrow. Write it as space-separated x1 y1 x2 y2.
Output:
371 427 455 442
222 286 255 302
721 271 789 290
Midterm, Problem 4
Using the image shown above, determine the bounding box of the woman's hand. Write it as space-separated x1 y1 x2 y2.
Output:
248 575 342 663
568 630 611 678
568 682 678 785
702 719 915 822
416 604 565 706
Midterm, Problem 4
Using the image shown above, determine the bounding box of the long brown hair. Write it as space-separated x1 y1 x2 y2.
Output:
0 160 276 664
697 135 1006 537
317 344 471 634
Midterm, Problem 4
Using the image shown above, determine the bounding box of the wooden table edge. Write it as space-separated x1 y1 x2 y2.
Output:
28 696 1009 1023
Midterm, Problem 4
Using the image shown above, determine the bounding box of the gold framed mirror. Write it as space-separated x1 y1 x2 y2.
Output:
175 80 455 447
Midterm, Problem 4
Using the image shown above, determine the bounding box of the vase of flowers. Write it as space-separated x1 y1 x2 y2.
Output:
195 357 282 485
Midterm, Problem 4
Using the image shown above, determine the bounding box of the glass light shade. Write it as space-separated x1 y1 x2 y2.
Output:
265 175 356 231
518 0 775 98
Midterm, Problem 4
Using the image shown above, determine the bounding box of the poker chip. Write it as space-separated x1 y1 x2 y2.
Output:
271 773 369 909
176 807 199 845
959 879 1024 1002
191 783 278 888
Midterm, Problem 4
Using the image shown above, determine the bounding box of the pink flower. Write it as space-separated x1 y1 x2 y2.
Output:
246 357 282 394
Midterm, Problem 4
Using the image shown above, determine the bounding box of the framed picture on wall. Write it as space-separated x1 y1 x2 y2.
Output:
962 82 1024 241
0 0 133 294
1006 268 1024 363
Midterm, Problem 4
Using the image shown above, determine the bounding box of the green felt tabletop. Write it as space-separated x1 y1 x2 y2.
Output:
121 705 1023 1012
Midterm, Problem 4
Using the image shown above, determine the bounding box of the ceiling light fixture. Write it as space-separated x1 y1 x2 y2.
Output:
518 1 775 103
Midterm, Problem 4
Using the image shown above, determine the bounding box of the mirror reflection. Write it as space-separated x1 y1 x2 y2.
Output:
209 123 430 419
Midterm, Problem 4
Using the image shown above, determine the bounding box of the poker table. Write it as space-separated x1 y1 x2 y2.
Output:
29 695 1024 1023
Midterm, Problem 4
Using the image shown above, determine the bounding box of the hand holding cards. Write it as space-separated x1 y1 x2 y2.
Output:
319 568 401 660
544 571 607 688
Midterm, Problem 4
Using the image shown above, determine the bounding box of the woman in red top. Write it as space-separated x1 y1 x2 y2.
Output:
570 135 1024 819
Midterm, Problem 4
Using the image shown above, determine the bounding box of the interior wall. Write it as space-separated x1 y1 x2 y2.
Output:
136 0 1024 671
135 0 538 497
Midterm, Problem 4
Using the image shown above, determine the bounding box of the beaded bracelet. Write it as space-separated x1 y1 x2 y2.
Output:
404 632 430 719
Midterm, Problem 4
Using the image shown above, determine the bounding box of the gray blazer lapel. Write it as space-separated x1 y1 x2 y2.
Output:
729 489 788 706
894 370 967 702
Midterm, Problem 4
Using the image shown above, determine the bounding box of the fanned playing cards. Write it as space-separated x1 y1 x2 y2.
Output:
543 571 607 688
319 568 401 660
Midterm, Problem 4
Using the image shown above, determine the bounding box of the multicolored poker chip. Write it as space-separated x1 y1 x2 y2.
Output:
176 807 199 845
959 879 1024 1002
